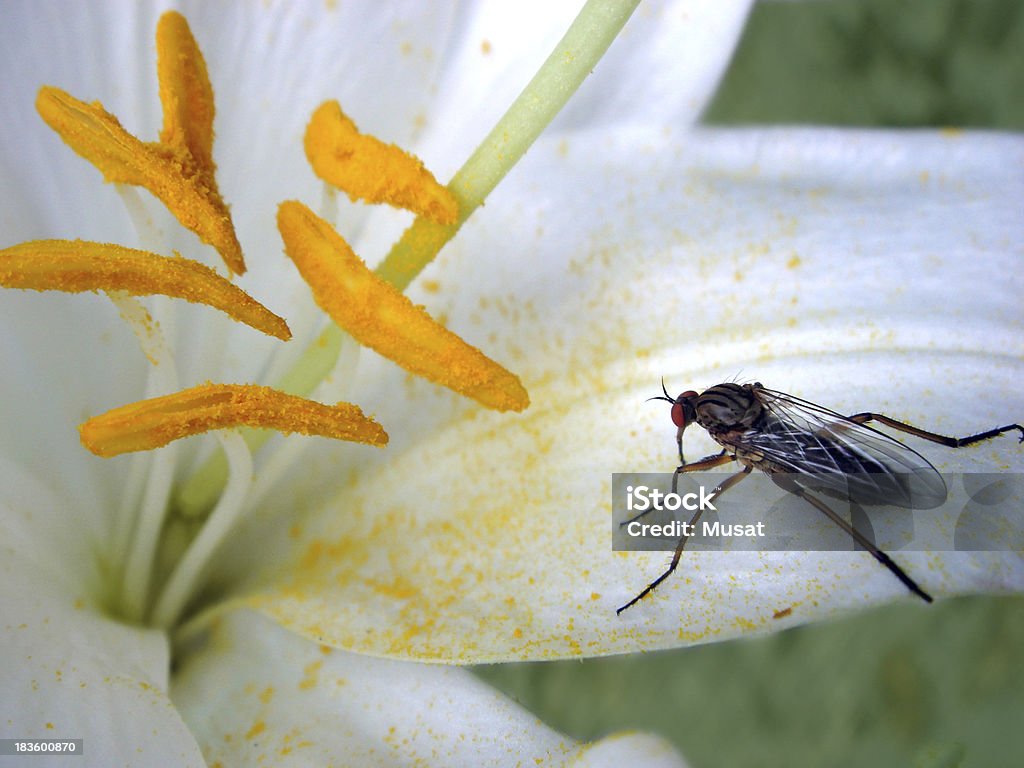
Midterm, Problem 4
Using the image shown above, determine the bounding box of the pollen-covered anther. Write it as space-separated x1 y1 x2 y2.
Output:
79 383 389 458
0 240 290 340
277 201 529 413
156 11 216 172
35 11 245 275
304 100 459 225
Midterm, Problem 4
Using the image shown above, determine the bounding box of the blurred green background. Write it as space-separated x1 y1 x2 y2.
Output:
474 1 1024 766
705 0 1024 128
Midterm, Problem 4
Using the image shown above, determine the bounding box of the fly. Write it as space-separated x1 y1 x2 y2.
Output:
617 381 1023 614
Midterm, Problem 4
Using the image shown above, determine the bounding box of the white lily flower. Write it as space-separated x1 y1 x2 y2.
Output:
0 1 758 765
243 125 1024 659
370 124 1024 654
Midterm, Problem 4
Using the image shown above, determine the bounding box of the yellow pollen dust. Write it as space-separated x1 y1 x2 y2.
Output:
79 383 389 458
277 201 529 412
304 100 458 225
0 239 290 340
35 11 245 275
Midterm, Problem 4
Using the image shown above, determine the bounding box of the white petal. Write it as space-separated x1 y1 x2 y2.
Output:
385 0 753 155
575 733 690 768
0 2 157 242
412 1 753 183
0 465 203 765
172 608 685 767
235 128 1022 660
0 292 142 509
422 0 582 168
550 0 753 131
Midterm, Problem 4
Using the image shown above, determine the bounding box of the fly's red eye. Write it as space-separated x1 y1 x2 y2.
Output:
670 401 686 428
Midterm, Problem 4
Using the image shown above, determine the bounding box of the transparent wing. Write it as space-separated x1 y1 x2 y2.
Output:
739 387 947 509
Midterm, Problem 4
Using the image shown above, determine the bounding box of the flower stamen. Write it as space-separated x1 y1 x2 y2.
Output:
150 430 253 629
0 239 290 340
79 383 388 458
304 100 458 224
35 11 245 275
277 201 529 412
156 10 217 176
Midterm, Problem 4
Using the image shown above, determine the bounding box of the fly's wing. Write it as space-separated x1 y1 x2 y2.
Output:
741 388 947 509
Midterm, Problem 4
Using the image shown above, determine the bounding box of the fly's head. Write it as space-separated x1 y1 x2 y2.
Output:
650 380 698 438
670 391 699 434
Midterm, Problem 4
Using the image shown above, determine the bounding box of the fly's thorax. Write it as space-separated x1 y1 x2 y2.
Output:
694 383 764 432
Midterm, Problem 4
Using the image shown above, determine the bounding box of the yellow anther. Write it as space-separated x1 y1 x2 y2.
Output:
304 100 458 225
277 201 529 413
36 12 245 275
79 383 388 458
0 239 290 340
157 10 216 171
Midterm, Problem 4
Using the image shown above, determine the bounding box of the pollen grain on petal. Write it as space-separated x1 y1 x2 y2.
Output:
278 201 529 413
37 86 245 276
79 384 388 458
304 100 458 225
0 239 290 340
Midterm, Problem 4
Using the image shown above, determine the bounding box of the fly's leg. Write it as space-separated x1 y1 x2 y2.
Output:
617 465 751 615
672 450 733 481
772 474 933 603
847 413 1024 448
619 450 731 527
659 377 687 465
